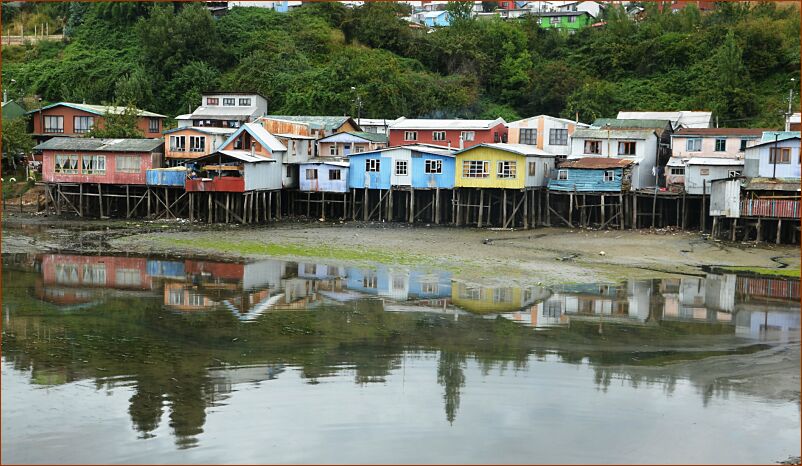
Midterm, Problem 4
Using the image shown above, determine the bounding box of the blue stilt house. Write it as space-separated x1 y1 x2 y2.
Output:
347 144 456 190
548 157 634 192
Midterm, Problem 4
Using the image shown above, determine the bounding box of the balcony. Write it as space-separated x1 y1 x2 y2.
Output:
185 176 245 193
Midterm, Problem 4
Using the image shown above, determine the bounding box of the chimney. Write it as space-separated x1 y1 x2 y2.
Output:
459 135 464 150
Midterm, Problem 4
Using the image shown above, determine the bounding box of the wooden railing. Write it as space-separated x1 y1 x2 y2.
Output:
740 199 800 219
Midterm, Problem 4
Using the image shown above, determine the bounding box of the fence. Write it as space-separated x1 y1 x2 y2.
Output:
740 199 800 218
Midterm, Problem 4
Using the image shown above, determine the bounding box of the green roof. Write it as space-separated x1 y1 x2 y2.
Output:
27 102 166 118
34 137 164 152
265 115 354 131
592 118 672 129
2 101 26 120
349 131 388 143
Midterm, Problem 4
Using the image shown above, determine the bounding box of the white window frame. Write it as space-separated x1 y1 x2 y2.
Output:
238 98 251 106
714 138 726 152
73 116 94 134
460 131 475 142
603 170 615 182
55 154 80 174
669 167 685 175
686 138 702 152
618 141 636 156
557 169 568 180
462 160 489 178
148 118 159 133
206 97 219 106
584 140 602 155
116 155 140 173
366 159 381 172
170 135 186 152
395 160 408 176
222 98 235 106
44 115 64 133
728 170 741 178
189 136 206 153
305 168 318 180
424 159 442 174
528 161 536 176
497 160 517 179
404 131 417 141
549 128 568 145
82 155 106 175
432 131 446 141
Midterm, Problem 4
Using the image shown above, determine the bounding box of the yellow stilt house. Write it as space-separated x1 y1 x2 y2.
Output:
454 143 556 189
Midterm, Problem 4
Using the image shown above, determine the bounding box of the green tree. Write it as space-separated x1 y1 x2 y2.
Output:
445 1 474 23
86 103 145 139
2 117 35 170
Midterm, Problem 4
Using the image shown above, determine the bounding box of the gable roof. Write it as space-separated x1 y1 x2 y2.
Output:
34 137 163 153
616 111 712 129
573 128 657 140
757 131 801 144
592 118 672 130
27 102 166 118
558 157 634 169
351 144 457 158
456 143 554 157
163 126 237 136
197 150 276 164
219 123 287 153
508 114 590 128
390 117 506 130
318 131 388 144
264 115 357 132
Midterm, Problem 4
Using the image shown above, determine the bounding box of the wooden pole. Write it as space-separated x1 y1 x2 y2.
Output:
363 188 369 221
478 189 484 227
78 183 84 217
600 194 606 228
681 192 687 230
435 188 441 224
503 190 508 228
568 192 574 227
730 218 737 242
387 186 393 221
523 189 529 229
632 194 638 229
208 193 212 224
776 219 782 244
545 190 550 226
618 194 624 230
408 189 415 223
651 187 657 229
97 184 104 218
756 218 762 243
700 182 706 233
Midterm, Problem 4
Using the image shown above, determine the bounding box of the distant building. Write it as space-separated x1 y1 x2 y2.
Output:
317 131 388 157
2 100 26 121
176 92 268 129
507 115 589 160
356 118 398 135
530 11 596 31
548 157 634 193
616 110 713 130
388 117 508 149
743 131 801 179
27 102 166 144
422 10 452 27
569 128 661 190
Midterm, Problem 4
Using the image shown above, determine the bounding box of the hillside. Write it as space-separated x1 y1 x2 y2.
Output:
2 1 799 126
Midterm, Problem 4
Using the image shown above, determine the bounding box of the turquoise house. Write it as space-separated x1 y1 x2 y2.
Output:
548 157 634 192
347 144 457 190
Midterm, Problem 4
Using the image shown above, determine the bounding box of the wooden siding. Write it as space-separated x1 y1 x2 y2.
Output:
454 147 527 189
299 164 349 193
388 122 507 148
410 153 456 189
347 152 392 189
740 199 800 218
31 105 163 138
547 167 627 192
165 128 229 160
42 149 161 185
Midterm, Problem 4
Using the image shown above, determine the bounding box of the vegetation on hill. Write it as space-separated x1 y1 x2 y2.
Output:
2 1 799 126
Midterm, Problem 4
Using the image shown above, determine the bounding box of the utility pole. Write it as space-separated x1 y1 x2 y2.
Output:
785 78 796 131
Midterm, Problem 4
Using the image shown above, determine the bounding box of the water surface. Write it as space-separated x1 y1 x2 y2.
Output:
2 252 799 464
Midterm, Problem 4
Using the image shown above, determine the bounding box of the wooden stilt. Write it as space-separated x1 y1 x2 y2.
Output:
387 187 393 221
711 216 718 239
435 188 441 224
477 189 484 227
363 188 369 221
600 194 606 228
545 190 550 226
700 183 707 232
681 192 687 230
776 219 782 244
408 189 415 223
97 184 104 218
756 218 762 243
523 190 529 229
632 194 638 229
568 193 574 227
730 218 737 241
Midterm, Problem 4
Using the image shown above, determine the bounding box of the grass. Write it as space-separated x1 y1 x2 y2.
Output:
715 266 801 279
162 238 447 268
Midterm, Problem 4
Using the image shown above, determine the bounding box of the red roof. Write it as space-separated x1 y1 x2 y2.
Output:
559 158 634 169
674 128 773 137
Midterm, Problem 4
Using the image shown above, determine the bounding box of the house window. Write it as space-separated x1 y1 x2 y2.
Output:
686 138 702 152
715 138 726 152
739 139 749 151
699 168 710 175
239 98 251 106
584 140 602 154
354 146 364 153
520 128 537 145
462 160 489 178
493 288 513 304
148 118 160 133
404 131 417 141
329 145 338 156
551 16 560 24
116 155 140 173
769 147 791 164
528 162 536 176
618 141 636 156
461 131 475 142
432 131 446 141
170 136 186 152
189 136 205 152
603 170 615 182
728 170 741 178
395 160 408 176
425 159 442 174
206 97 219 106
44 115 64 133
669 167 685 175
494 132 500 143
366 159 381 172
549 128 568 145
116 268 141 286
73 116 94 133
54 154 79 174
497 161 517 178
568 15 577 22
82 155 106 175
286 165 293 177
421 282 438 294
363 274 377 289
306 168 318 180
329 169 342 180
557 169 568 180
222 98 235 106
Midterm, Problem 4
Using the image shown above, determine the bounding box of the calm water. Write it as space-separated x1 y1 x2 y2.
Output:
2 252 800 464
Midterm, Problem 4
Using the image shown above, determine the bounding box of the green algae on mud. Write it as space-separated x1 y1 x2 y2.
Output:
710 266 801 279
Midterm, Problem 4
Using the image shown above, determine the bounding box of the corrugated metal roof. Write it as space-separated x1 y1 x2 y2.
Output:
356 118 398 126
27 102 166 118
163 126 236 136
275 133 317 140
616 111 712 129
301 158 350 167
208 150 275 163
743 177 801 192
508 115 590 128
189 106 259 119
559 158 634 169
390 117 506 130
573 128 655 140
592 118 671 129
218 123 287 153
457 143 554 157
34 137 163 152
318 131 388 144
758 131 801 144
684 157 744 166
352 144 457 158
264 115 353 131
673 127 768 137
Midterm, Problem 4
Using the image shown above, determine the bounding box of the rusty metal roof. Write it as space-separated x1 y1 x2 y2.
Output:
558 157 634 169
34 137 163 152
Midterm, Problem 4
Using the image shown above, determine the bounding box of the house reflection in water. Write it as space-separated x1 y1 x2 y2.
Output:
450 282 549 314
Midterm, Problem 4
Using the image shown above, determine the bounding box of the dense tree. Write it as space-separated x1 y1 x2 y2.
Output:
86 104 145 139
2 117 35 169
